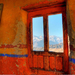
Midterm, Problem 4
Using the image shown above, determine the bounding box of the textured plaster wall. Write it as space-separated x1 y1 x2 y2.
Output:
0 0 66 59
67 0 75 48
67 0 75 59
0 0 75 74
0 0 32 57
67 0 75 74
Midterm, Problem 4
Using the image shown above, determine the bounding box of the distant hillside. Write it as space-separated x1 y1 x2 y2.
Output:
33 43 63 52
49 43 63 48
33 36 63 48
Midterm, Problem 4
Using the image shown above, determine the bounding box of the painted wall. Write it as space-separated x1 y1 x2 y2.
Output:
67 0 75 74
0 0 75 74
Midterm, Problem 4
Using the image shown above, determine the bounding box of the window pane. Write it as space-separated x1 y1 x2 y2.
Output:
32 16 44 51
48 13 63 53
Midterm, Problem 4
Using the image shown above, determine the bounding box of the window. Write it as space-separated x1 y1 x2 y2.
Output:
48 13 63 53
32 13 64 53
32 16 44 51
26 2 69 74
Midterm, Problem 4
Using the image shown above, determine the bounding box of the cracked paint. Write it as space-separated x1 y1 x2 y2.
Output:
0 0 75 74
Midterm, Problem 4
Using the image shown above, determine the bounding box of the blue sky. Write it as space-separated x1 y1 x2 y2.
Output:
32 14 63 37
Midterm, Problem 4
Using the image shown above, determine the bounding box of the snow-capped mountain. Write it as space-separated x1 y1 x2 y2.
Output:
33 36 63 47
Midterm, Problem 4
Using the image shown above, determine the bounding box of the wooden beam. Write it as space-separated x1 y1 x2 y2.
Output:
21 1 66 12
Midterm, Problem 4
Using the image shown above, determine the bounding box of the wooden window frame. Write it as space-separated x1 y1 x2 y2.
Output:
22 1 69 74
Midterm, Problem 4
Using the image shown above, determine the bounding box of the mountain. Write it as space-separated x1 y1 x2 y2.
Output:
33 43 63 52
49 43 63 48
33 36 63 48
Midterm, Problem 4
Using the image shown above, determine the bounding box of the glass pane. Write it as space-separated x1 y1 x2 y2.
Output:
32 16 44 51
48 13 63 53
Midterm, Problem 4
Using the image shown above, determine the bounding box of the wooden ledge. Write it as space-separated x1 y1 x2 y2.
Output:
21 1 66 12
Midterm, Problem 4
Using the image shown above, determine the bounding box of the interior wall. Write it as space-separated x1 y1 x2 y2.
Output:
67 0 75 74
0 0 74 74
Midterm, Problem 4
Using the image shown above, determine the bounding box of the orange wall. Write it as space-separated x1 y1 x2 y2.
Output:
0 0 75 74
0 0 66 60
67 0 75 74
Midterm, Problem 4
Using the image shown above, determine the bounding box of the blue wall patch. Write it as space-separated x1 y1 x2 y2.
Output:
69 57 75 64
0 54 28 58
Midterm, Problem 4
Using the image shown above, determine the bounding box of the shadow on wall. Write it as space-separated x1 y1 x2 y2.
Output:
0 3 3 24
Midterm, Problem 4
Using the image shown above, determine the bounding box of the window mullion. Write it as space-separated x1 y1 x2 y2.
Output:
43 15 49 70
44 15 49 52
